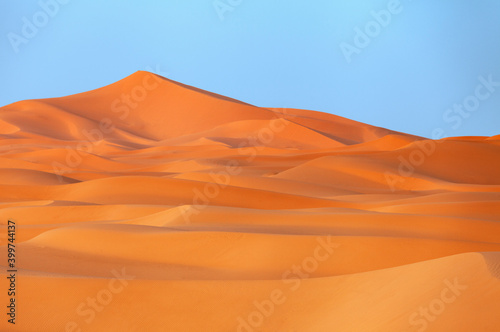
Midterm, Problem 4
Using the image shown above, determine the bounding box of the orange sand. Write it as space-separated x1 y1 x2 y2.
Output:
1 71 499 331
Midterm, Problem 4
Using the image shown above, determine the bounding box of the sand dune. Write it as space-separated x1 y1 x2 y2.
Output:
1 72 499 331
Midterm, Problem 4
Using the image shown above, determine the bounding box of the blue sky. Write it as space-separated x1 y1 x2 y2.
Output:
1 0 499 138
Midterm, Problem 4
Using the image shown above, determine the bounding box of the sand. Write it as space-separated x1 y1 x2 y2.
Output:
1 71 499 331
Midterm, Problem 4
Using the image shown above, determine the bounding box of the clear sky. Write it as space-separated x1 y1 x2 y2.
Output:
1 0 499 138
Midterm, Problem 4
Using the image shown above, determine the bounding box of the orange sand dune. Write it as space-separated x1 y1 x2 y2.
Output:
0 71 499 331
